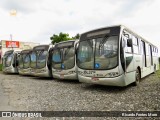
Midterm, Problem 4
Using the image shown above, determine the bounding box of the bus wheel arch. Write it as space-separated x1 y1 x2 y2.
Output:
137 66 141 78
153 64 156 73
133 67 141 86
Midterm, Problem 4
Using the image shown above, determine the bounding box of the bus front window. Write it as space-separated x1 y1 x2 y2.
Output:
37 50 48 68
4 53 13 67
95 36 118 69
52 50 62 69
77 36 118 70
52 47 75 70
77 40 94 69
24 54 30 69
30 52 36 68
63 47 75 69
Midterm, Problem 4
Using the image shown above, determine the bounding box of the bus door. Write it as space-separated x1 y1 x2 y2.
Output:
122 30 135 84
122 31 134 73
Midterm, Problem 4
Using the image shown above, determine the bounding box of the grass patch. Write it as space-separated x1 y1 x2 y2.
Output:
0 64 2 71
156 64 160 78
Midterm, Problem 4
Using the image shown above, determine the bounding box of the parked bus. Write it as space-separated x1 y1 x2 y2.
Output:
51 40 79 80
18 49 33 75
31 45 53 77
77 25 159 86
2 50 21 73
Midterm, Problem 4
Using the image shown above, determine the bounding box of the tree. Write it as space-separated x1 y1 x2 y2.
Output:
72 33 80 39
50 32 72 44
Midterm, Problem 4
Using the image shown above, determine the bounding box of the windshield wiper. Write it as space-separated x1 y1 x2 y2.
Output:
99 35 109 49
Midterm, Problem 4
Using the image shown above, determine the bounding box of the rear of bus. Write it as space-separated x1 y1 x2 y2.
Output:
52 40 78 80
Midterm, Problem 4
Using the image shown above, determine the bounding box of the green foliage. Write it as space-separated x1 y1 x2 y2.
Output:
156 64 160 78
50 32 80 44
72 33 80 39
50 32 73 44
0 64 2 71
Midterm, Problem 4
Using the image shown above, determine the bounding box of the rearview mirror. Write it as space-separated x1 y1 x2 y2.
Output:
127 38 132 47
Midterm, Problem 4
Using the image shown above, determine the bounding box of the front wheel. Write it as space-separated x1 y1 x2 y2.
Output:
153 65 156 74
133 69 140 86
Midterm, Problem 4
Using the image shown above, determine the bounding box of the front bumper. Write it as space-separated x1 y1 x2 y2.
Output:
78 74 126 86
3 67 18 73
53 73 78 80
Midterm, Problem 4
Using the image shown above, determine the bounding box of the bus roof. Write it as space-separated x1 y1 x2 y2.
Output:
20 49 32 54
121 25 157 48
51 39 78 50
80 25 157 48
4 50 21 55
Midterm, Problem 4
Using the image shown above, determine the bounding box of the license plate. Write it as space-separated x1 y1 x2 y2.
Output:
92 77 99 81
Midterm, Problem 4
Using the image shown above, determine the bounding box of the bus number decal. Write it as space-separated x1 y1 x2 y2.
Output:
78 71 95 75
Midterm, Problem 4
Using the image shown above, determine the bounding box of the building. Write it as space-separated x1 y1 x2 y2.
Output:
0 40 40 63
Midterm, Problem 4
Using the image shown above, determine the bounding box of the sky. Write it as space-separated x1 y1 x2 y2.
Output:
0 0 160 55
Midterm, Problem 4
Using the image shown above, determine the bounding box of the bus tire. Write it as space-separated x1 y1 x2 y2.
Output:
133 69 140 86
153 65 156 74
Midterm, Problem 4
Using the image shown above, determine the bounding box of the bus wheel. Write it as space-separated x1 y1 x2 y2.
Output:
153 65 156 74
133 69 140 86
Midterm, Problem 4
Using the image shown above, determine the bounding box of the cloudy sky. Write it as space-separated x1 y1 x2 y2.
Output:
0 0 160 55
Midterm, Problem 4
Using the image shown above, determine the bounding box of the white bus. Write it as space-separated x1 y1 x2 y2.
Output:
77 25 159 86
31 45 53 77
2 50 21 73
51 40 79 80
18 49 33 75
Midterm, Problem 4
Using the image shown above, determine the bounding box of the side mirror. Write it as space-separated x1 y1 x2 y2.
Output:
127 38 132 47
75 43 79 54
75 43 79 50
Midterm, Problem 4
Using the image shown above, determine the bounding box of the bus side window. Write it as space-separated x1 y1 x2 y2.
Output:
125 38 132 53
132 36 139 54
146 43 149 55
152 47 154 56
123 30 132 53
141 41 144 55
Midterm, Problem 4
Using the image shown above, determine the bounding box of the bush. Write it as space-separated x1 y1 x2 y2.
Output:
0 64 2 71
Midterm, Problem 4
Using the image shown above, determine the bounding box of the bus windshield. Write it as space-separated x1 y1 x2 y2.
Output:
52 47 75 69
37 50 48 69
77 36 118 70
30 52 37 68
19 55 24 68
24 54 30 69
3 53 13 67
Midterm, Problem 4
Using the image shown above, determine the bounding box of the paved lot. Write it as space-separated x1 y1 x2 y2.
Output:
0 71 160 120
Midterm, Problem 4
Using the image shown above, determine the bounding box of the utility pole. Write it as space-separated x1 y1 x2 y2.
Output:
10 34 13 50
10 9 17 50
